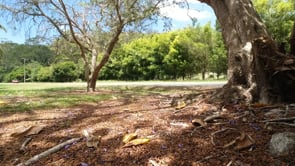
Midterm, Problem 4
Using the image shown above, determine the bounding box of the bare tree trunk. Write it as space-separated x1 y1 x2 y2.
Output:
88 25 123 91
200 0 295 104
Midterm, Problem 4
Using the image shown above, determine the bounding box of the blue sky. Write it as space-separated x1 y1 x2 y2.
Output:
0 0 216 44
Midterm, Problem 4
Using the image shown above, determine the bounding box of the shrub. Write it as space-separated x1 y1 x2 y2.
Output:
36 66 53 82
52 61 79 82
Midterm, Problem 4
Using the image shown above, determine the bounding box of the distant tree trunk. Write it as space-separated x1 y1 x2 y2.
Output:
202 71 205 80
200 0 295 103
290 21 295 55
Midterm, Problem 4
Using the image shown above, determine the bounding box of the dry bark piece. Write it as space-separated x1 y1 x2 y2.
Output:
83 130 101 148
11 125 45 137
11 126 34 137
17 137 82 166
26 126 45 136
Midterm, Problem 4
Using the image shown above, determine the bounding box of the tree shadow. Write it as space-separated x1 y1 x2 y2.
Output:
1 87 291 166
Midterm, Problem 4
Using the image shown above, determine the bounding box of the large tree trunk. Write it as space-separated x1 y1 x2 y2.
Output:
200 0 295 104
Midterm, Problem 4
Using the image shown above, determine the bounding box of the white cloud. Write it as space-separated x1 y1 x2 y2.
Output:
160 4 213 22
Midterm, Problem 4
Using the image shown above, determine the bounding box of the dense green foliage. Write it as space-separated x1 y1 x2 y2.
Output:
0 0 293 83
0 24 227 82
253 0 295 52
100 24 227 80
52 61 81 82
0 43 55 82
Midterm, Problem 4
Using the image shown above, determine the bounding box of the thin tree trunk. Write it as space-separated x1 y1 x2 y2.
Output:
89 25 124 91
202 71 205 80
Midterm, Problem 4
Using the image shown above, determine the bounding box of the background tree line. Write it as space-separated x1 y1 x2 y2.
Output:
0 0 293 90
0 24 227 82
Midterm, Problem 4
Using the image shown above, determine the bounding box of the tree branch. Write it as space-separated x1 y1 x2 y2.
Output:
17 137 82 166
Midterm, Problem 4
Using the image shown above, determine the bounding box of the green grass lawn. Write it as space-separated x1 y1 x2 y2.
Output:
0 81 222 112
0 82 111 112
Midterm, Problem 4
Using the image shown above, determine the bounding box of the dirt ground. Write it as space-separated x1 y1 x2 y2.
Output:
0 87 294 166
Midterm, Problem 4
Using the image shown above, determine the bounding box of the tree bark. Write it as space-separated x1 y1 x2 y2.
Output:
200 0 295 104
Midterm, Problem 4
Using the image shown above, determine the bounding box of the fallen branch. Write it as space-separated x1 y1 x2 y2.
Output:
262 117 295 123
17 137 82 166
20 137 32 152
266 122 295 127
196 155 214 163
204 114 225 122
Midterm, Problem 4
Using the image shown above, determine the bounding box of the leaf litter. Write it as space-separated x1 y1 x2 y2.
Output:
0 87 294 165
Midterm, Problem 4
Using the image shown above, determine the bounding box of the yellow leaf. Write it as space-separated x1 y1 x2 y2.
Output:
122 133 137 143
175 101 186 110
123 138 150 148
0 100 7 105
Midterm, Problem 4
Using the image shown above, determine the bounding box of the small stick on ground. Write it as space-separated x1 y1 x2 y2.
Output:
266 122 295 127
17 137 82 166
262 117 295 123
210 128 237 146
20 137 32 152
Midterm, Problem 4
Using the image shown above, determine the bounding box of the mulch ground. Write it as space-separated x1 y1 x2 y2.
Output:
0 87 294 166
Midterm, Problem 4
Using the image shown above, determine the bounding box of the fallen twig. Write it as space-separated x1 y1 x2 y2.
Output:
210 128 237 146
204 114 225 122
196 155 214 163
262 117 295 123
17 137 82 166
20 137 32 152
266 122 295 127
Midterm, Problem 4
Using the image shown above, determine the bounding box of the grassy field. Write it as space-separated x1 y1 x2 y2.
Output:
0 81 223 112
0 82 111 112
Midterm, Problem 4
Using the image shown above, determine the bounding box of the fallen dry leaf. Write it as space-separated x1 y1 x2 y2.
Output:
122 138 150 148
0 100 7 105
175 101 186 110
234 133 255 150
122 133 137 143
